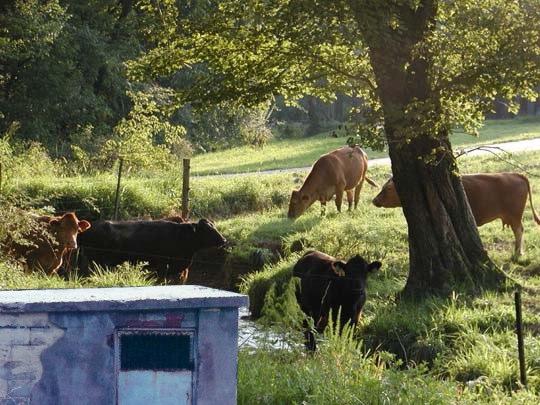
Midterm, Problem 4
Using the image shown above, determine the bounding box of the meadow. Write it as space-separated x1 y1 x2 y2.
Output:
190 116 540 175
234 150 540 403
1 136 540 403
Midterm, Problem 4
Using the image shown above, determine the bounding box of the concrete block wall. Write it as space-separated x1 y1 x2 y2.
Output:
0 314 64 404
0 286 247 405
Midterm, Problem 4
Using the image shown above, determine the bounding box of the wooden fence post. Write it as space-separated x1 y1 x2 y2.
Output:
113 158 124 221
515 289 527 388
181 158 190 219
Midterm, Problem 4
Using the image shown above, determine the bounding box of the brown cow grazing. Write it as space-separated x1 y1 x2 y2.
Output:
288 146 378 219
293 250 382 351
372 173 540 256
8 212 91 274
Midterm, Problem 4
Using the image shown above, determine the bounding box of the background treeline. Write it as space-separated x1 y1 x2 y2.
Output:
1 0 539 174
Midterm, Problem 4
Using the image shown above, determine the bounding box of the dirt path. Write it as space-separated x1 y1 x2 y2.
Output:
195 137 540 178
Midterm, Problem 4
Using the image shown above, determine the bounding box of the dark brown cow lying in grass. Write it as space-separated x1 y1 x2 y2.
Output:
288 146 378 219
7 212 91 274
372 172 540 256
293 250 382 351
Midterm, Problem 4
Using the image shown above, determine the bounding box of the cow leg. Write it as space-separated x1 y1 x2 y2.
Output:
179 268 189 284
354 180 364 209
304 319 317 352
335 186 345 212
320 200 327 216
77 252 89 276
346 190 354 211
511 222 524 258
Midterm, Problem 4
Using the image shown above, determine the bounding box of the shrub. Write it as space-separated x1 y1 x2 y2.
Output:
240 255 299 318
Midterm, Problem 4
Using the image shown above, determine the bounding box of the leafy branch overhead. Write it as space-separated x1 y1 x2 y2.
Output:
130 0 540 148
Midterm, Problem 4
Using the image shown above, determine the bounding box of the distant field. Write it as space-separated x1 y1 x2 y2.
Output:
191 116 540 175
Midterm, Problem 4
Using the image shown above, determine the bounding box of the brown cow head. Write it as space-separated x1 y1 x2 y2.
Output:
49 213 91 251
372 178 401 208
288 190 313 219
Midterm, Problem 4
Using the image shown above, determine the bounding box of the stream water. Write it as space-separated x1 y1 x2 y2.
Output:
237 307 295 350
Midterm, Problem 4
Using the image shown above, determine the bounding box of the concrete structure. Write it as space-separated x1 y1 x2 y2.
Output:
0 285 248 405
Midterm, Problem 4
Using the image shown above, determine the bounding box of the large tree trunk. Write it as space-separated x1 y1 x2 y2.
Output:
387 131 505 296
358 0 506 297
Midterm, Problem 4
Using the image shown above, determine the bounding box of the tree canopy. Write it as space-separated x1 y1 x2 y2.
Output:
130 0 540 144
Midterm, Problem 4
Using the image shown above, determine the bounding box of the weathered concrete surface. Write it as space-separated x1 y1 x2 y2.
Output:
28 309 198 405
0 313 64 404
196 308 239 405
0 285 247 313
0 286 248 405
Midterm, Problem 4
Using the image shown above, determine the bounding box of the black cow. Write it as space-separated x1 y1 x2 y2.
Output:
293 250 381 351
77 218 227 284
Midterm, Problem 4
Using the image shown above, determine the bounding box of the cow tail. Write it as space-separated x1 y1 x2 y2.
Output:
365 177 379 188
525 176 540 225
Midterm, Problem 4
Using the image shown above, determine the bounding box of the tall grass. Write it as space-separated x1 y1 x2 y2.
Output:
238 320 540 404
0 260 155 290
2 141 540 402
235 149 540 401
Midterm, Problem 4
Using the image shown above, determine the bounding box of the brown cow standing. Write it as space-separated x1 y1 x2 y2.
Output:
7 212 91 274
288 146 378 219
372 172 540 256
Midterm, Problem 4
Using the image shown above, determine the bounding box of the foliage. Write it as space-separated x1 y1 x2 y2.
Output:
0 0 140 150
2 148 540 401
130 0 540 144
100 90 190 172
130 0 540 295
174 103 273 152
0 259 155 290
238 301 540 403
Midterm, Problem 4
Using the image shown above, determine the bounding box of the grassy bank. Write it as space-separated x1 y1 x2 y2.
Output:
231 149 540 402
2 116 539 223
191 116 540 175
238 304 540 404
3 170 295 221
2 148 540 402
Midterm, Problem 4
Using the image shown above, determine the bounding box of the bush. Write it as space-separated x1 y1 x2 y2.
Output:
176 103 272 152
275 121 306 139
240 255 299 318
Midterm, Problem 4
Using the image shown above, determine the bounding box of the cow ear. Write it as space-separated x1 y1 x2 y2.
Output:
78 220 91 232
331 261 346 277
367 261 382 273
49 219 60 227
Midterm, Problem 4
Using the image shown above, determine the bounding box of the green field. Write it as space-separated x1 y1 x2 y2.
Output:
2 147 540 403
191 116 540 175
235 150 540 403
